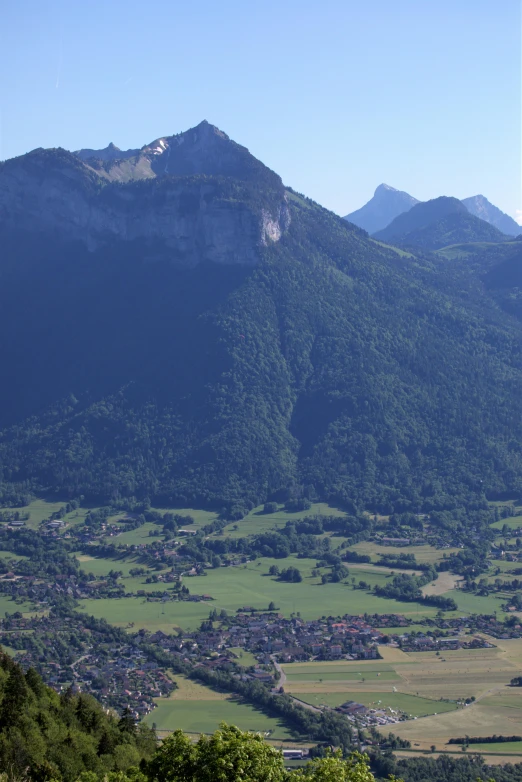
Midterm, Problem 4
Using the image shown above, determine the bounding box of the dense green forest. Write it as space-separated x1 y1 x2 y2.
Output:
0 649 156 780
0 182 521 516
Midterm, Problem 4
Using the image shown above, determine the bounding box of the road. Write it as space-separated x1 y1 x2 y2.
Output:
270 656 323 713
270 655 286 691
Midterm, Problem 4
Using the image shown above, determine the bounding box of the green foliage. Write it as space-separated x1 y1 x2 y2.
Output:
0 649 156 781
146 725 380 782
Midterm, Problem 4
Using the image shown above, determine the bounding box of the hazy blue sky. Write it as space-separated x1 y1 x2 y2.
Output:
1 0 520 219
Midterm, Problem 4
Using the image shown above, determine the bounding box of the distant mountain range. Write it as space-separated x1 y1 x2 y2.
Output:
373 196 508 250
345 186 520 238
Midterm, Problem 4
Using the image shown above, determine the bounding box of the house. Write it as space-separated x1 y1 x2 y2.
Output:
337 700 368 716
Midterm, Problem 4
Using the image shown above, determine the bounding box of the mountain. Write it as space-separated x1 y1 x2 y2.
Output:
74 141 139 162
462 194 521 237
0 124 522 515
343 183 419 233
373 196 508 250
437 237 522 323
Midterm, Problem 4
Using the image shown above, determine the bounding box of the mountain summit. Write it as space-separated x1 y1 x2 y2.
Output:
72 121 279 185
0 121 288 260
343 183 419 234
461 194 520 237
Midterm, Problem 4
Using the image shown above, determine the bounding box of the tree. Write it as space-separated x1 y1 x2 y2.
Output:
147 725 383 782
118 706 137 736
0 664 30 727
279 567 302 583
268 601 276 611
269 565 280 576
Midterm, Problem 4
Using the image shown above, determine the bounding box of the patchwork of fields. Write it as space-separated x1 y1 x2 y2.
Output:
3 497 521 755
282 640 522 755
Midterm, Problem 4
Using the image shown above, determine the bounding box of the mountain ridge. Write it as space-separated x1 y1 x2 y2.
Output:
0 124 521 515
373 196 508 249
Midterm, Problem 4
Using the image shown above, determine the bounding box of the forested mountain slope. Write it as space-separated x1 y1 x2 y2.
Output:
373 196 507 250
0 126 521 515
0 649 156 780
437 238 522 323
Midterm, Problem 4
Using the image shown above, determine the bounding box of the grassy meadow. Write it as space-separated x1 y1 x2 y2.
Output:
144 676 293 739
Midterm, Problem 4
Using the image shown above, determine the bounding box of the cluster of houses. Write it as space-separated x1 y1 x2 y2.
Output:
149 612 387 663
0 614 174 717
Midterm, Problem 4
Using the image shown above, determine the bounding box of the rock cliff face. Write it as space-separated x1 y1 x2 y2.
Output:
0 122 289 266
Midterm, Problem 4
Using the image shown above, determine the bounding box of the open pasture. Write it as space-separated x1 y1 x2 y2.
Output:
75 554 143 578
144 675 292 739
351 541 457 565
173 557 439 621
76 597 211 632
212 503 346 540
440 588 508 616
491 515 522 530
75 555 439 631
113 522 166 546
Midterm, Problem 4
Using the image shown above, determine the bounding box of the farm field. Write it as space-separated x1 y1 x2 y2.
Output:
421 572 461 596
76 597 211 632
1 499 91 530
74 554 442 630
282 640 522 753
164 556 439 621
351 541 459 565
144 675 293 739
491 516 522 530
113 522 166 546
0 596 35 617
440 588 509 617
75 554 144 578
293 690 457 717
210 503 346 540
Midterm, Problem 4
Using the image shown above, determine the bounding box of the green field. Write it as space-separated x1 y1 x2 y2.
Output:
440 588 508 616
0 596 36 617
293 691 457 717
75 554 143 578
75 555 439 629
491 515 522 530
211 503 346 540
144 676 293 739
351 541 457 565
113 522 166 546
146 698 293 738
227 648 258 667
76 597 211 631
466 741 522 753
